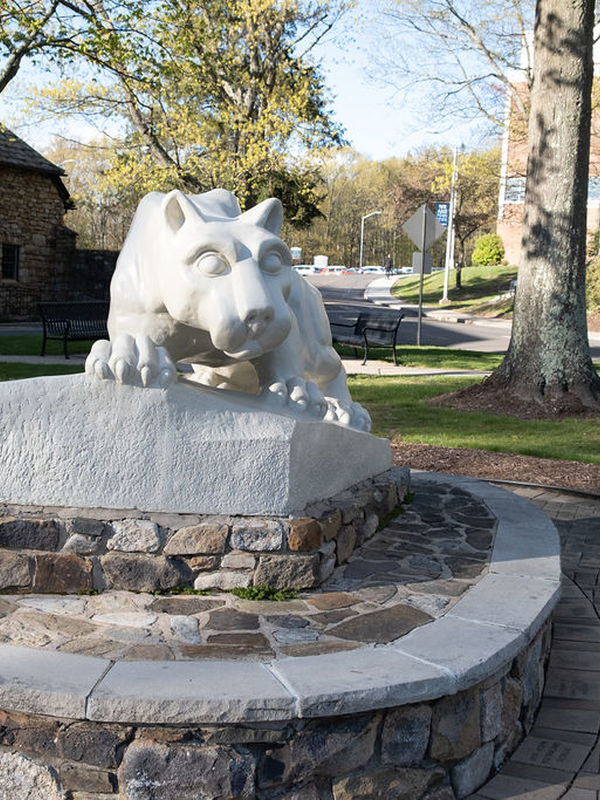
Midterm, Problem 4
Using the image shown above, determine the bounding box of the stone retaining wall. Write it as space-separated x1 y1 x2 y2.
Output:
0 620 551 800
0 468 409 594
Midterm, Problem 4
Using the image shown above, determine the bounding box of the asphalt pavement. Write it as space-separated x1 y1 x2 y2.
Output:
2 275 600 364
310 273 600 360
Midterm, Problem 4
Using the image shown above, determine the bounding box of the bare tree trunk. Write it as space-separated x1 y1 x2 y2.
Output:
485 0 600 413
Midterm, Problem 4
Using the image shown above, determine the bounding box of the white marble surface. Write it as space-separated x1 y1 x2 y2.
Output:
86 188 371 431
0 374 391 514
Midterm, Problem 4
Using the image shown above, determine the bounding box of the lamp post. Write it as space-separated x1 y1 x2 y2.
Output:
441 145 460 304
359 210 382 270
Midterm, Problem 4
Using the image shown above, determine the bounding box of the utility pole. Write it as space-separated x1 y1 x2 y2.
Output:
441 146 458 305
359 210 382 270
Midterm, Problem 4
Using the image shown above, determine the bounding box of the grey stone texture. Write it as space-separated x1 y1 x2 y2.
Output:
381 705 432 766
231 519 287 552
254 554 321 589
0 550 30 589
0 751 64 800
0 618 552 799
0 469 409 593
100 553 187 592
0 518 61 550
258 714 380 787
430 687 481 761
118 741 256 799
106 520 161 553
451 742 494 797
0 474 561 800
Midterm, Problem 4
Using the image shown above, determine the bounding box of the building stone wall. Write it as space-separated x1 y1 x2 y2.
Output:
0 165 75 293
0 622 552 799
0 165 118 316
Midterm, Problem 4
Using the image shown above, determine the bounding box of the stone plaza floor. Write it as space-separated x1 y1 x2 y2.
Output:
469 487 600 800
0 478 495 662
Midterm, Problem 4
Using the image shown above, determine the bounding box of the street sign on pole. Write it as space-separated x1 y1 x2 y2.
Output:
435 202 450 228
402 205 445 251
402 204 446 346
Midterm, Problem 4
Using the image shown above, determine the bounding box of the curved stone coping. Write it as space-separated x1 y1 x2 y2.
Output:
0 473 561 725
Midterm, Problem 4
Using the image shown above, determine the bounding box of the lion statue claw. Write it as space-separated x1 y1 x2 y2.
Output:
85 188 371 432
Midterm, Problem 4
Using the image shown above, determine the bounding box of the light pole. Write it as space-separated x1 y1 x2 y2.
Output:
359 210 382 270
441 146 460 304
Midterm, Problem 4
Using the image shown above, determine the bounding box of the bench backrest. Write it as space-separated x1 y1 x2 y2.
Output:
356 312 403 339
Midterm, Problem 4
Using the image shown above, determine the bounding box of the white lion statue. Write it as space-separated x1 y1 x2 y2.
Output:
86 188 370 431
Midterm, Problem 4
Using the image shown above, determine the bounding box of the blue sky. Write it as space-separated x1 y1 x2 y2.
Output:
318 41 485 160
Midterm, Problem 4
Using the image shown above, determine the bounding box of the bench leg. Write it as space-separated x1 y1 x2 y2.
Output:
362 342 368 366
40 333 46 357
392 346 398 366
63 333 69 359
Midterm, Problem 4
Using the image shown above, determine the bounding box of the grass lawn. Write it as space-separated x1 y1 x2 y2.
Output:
336 345 504 371
348 374 600 465
0 363 84 381
0 335 95 357
391 265 518 315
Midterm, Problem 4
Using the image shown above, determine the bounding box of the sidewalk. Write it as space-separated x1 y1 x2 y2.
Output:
469 486 600 800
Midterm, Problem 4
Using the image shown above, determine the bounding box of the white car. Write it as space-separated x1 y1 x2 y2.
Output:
293 265 319 275
361 266 386 274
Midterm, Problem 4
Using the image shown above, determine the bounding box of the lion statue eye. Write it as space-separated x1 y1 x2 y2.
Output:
195 252 230 276
262 251 284 274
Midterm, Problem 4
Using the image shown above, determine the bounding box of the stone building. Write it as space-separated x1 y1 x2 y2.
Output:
0 127 117 316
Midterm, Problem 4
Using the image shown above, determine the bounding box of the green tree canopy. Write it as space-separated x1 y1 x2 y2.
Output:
11 0 349 220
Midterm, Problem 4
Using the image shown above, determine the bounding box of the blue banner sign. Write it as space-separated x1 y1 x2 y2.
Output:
435 202 450 227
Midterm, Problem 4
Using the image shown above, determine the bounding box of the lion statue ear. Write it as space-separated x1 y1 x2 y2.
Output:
162 190 204 233
194 188 241 218
240 198 283 235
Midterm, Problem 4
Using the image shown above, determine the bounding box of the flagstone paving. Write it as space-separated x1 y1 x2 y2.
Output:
469 487 600 800
0 478 496 662
1 478 595 797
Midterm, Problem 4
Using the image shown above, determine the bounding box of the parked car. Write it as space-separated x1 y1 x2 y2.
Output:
324 265 352 275
293 265 320 275
361 266 386 274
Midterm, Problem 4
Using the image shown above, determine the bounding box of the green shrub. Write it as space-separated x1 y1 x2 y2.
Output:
471 233 505 267
587 254 600 310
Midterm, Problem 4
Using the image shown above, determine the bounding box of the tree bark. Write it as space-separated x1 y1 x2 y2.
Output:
486 0 600 412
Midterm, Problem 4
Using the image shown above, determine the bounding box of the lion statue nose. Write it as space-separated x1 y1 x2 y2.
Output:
244 307 275 338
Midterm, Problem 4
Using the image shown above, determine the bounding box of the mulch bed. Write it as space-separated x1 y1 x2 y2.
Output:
392 442 600 495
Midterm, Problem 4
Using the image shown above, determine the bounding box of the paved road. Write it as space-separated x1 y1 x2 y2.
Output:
2 275 600 360
309 273 600 359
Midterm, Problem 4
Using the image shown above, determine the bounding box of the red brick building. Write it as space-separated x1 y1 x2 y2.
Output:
497 75 600 265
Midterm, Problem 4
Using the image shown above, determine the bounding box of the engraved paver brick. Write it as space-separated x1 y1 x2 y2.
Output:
574 775 600 790
561 789 597 800
511 735 591 772
477 773 568 799
534 704 600 733
544 669 600 701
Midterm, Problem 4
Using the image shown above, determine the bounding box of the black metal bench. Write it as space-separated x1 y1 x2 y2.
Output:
328 308 404 365
39 301 109 358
